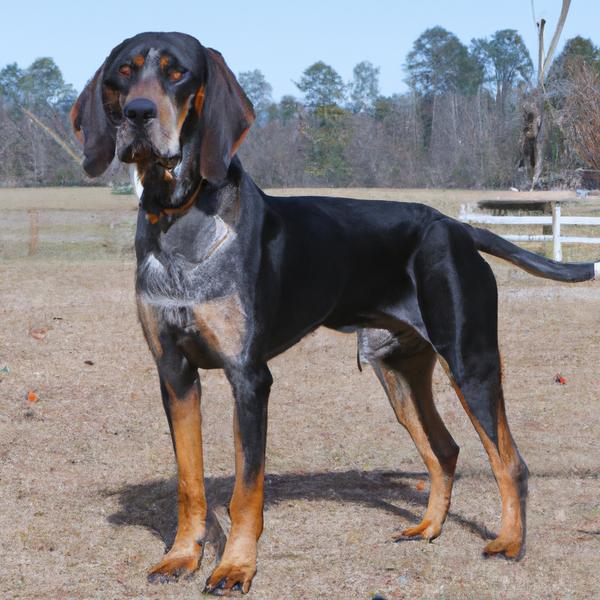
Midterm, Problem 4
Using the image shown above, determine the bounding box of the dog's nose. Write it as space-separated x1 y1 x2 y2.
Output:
123 98 157 126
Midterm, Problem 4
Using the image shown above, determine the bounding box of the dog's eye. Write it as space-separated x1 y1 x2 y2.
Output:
169 69 185 82
119 65 132 78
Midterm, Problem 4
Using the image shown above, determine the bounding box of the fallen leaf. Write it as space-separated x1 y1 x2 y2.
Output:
84 360 94 366
30 327 49 340
554 373 567 385
27 390 39 403
415 480 426 492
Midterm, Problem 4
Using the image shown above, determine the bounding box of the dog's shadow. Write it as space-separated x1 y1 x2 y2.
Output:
105 469 495 558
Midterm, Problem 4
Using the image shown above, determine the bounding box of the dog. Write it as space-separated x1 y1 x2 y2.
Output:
71 32 599 594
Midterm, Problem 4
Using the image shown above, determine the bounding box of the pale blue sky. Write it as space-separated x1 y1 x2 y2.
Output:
1 1 598 99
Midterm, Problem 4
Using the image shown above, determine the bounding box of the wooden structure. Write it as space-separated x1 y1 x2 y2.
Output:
459 198 600 262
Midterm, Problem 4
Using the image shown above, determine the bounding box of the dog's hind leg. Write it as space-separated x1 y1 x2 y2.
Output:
415 219 528 559
440 359 528 559
362 331 459 542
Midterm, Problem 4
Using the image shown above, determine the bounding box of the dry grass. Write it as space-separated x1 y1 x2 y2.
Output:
1 187 599 599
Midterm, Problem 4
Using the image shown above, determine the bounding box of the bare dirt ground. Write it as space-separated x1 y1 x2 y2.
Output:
1 187 599 599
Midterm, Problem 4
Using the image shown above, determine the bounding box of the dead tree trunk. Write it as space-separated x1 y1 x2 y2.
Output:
522 0 571 189
519 92 542 181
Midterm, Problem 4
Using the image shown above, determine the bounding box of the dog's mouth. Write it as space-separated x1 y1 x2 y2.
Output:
156 154 180 170
117 135 180 172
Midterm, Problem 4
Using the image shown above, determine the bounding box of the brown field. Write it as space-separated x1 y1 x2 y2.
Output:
1 187 599 599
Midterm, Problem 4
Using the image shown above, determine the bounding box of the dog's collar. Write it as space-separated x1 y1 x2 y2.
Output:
144 181 204 225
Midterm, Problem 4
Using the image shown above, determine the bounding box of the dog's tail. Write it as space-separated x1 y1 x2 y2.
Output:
468 226 598 283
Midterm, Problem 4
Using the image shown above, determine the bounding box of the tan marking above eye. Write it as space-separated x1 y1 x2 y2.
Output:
132 54 145 67
119 64 132 77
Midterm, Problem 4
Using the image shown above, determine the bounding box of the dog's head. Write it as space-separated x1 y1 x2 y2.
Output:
71 32 254 198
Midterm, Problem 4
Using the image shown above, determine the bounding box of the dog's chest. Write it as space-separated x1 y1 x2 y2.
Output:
139 213 235 290
136 215 247 355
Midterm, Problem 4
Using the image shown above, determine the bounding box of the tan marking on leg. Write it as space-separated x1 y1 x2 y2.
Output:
440 358 526 558
377 348 458 541
148 382 206 580
136 297 163 359
193 293 246 358
205 408 262 594
481 393 526 558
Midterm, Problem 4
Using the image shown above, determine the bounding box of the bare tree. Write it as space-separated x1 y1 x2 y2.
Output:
523 0 571 189
559 63 600 170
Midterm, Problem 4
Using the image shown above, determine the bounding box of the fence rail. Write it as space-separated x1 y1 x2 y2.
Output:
459 201 600 261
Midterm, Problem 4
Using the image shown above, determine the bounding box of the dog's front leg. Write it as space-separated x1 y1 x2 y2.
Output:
205 363 272 595
148 372 206 582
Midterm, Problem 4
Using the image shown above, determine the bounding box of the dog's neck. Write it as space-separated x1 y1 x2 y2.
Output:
136 157 245 225
133 158 254 268
136 163 197 224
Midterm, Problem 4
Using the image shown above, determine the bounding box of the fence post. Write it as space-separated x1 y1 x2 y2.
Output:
28 209 39 256
552 201 562 261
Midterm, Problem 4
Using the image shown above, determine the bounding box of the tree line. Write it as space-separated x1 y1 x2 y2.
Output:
1 27 599 189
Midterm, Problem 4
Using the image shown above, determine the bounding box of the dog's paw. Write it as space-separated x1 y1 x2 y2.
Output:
147 546 203 583
393 518 441 542
483 536 523 560
203 561 256 595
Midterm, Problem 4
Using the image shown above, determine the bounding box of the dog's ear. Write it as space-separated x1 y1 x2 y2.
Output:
71 64 118 177
187 48 255 184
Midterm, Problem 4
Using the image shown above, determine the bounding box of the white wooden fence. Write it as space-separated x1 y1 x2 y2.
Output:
459 200 600 261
